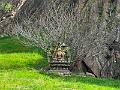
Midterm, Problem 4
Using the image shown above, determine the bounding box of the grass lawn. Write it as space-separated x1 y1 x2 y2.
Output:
0 36 120 90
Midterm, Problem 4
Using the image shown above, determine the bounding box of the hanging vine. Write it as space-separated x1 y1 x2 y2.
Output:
106 0 118 31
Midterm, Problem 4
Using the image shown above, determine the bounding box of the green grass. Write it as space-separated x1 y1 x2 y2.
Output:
0 53 44 69
0 36 120 90
0 69 120 90
0 36 48 70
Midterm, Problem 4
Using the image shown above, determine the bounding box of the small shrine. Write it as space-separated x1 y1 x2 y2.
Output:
47 42 72 75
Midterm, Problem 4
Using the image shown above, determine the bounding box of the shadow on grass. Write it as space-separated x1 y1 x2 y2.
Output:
0 36 44 54
32 57 49 70
38 71 120 89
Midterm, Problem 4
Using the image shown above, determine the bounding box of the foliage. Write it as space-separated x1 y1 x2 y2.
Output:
1 2 13 12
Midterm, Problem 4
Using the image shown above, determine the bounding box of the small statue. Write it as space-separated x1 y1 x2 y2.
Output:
47 42 71 62
55 48 65 60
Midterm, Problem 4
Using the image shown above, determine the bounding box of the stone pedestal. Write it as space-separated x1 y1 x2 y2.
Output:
48 60 71 76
